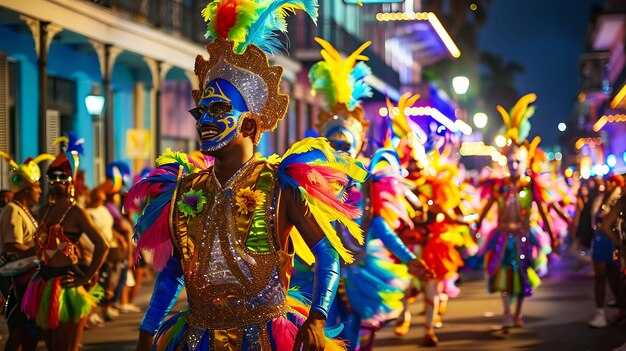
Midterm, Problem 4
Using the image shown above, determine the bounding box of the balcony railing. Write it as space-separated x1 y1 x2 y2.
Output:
579 52 610 94
89 0 206 44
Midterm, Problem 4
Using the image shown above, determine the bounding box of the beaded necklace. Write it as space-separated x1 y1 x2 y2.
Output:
12 200 37 228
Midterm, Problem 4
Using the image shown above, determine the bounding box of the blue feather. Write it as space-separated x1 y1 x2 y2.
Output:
349 61 373 110
238 0 319 54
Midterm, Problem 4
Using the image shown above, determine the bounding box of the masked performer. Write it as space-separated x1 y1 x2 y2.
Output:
385 97 468 346
22 134 109 351
290 38 428 351
124 2 372 350
476 94 555 329
0 152 53 351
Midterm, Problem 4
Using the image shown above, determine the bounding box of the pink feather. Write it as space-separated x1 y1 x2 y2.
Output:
272 316 299 351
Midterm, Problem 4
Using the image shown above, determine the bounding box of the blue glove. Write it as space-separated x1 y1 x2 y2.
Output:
139 256 184 335
310 237 340 318
371 216 416 264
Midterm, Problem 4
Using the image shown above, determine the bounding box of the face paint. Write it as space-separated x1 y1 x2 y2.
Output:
191 79 249 152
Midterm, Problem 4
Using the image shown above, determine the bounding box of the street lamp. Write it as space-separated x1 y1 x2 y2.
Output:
473 112 488 129
85 86 105 184
557 122 567 132
452 76 470 95
494 134 507 148
85 94 105 118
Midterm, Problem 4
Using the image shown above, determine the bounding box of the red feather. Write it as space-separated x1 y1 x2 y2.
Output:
215 0 239 39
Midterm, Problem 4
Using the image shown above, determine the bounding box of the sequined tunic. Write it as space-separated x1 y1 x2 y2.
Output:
170 158 293 349
485 179 538 296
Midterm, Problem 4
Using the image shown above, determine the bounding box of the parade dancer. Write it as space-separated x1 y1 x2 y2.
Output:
385 98 468 346
476 94 555 329
124 2 373 350
290 38 429 351
0 152 53 351
23 134 109 351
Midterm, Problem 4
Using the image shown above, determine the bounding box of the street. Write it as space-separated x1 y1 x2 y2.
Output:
0 252 624 351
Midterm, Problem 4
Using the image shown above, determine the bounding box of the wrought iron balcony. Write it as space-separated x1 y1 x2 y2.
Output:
89 0 206 44
579 52 610 94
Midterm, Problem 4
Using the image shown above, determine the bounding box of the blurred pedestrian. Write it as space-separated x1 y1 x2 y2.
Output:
0 153 53 351
0 190 13 211
588 174 623 328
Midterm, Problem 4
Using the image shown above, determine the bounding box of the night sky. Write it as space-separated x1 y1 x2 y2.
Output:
477 0 604 147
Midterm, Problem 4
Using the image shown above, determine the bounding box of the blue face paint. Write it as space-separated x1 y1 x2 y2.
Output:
191 79 249 152
325 126 358 157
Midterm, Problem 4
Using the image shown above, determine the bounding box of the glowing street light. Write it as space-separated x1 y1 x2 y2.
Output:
494 134 507 148
452 76 470 95
473 112 488 129
558 122 567 132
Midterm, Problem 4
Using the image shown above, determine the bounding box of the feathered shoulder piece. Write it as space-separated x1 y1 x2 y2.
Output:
369 148 415 230
497 93 536 145
124 149 213 271
277 137 369 264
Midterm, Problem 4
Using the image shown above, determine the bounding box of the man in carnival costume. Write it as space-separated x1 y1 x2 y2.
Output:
476 94 555 329
0 152 53 351
385 95 468 347
290 37 430 351
125 1 371 350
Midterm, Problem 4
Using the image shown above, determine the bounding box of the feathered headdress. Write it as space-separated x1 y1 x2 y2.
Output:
385 93 428 169
47 132 84 180
497 93 536 146
193 0 319 144
310 37 373 154
0 152 55 193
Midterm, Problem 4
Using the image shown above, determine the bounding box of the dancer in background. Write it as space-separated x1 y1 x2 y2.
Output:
291 38 429 351
23 134 109 351
476 94 555 329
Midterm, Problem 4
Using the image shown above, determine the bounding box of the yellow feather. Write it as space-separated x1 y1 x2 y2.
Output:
32 154 55 165
0 151 18 170
497 105 511 129
510 93 537 128
290 227 315 265
300 189 364 264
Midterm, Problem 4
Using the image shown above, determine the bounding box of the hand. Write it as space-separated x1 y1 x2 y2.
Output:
61 273 87 289
293 310 326 351
408 258 434 280
136 330 154 351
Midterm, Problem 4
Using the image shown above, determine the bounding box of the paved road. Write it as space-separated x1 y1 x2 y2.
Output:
1 252 624 350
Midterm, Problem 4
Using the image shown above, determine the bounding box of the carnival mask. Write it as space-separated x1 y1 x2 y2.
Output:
191 79 248 152
321 114 365 158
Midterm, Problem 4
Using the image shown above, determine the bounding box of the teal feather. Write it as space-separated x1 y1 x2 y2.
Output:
237 0 319 54
348 61 373 110
308 62 336 109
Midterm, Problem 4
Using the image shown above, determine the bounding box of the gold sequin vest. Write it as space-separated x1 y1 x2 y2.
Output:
170 159 292 331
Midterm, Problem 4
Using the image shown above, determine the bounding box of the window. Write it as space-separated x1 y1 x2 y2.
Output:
47 75 76 133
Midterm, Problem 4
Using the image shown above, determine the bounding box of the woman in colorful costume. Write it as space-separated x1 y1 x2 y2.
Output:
476 94 555 329
385 96 468 346
23 134 109 351
289 38 427 351
0 152 53 351
125 2 372 350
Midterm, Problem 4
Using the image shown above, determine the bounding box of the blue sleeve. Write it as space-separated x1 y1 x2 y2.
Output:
370 216 415 264
309 237 340 319
139 256 185 335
